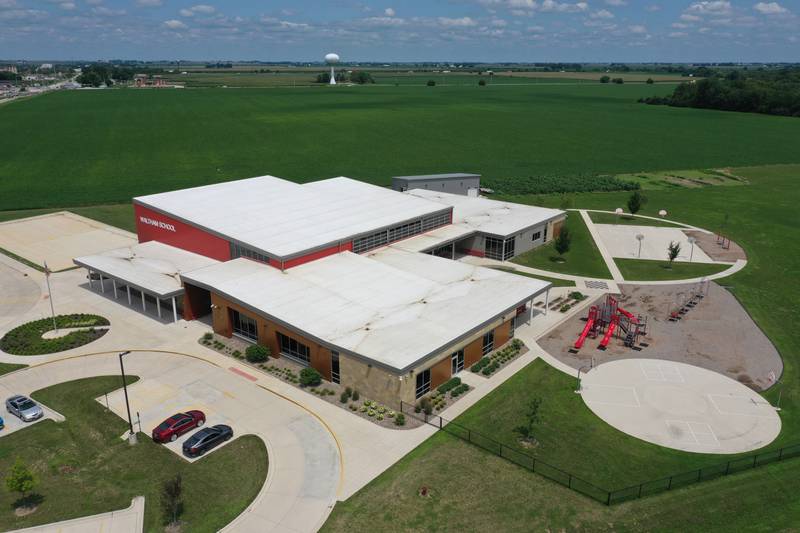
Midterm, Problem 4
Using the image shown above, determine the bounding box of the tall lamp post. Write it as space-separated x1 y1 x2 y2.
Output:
635 233 645 258
118 351 137 445
687 236 697 263
614 207 623 222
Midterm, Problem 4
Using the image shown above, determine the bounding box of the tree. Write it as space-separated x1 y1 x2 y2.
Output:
5 458 36 503
627 190 646 215
559 195 573 210
427 80 436 87
300 367 322 387
646 77 655 84
350 71 374 84
245 344 270 363
513 398 542 443
667 241 681 266
161 474 183 526
600 75 610 83
612 77 624 84
554 227 571 258
478 79 486 86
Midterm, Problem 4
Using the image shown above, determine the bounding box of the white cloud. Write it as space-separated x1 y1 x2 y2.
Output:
59 2 76 9
628 24 647 33
136 0 162 6
680 13 701 21
85 0 102 4
754 2 788 14
384 7 395 17
539 0 588 13
438 16 477 27
646 4 662 11
590 9 614 19
669 31 688 37
92 5 125 16
491 18 508 26
163 19 186 29
672 22 689 28
192 5 215 14
0 0 16 7
605 0 626 5
686 1 732 16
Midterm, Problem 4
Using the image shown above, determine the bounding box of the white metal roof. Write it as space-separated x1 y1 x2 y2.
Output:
390 224 475 253
406 189 564 237
134 176 450 260
73 241 219 298
181 250 549 372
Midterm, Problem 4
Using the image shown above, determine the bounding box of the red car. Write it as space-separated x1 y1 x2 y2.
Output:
152 411 206 443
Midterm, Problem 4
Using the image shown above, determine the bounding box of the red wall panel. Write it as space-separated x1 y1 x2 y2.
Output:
134 203 231 262
279 241 353 269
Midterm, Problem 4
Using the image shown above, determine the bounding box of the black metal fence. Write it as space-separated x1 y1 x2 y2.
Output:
399 401 800 506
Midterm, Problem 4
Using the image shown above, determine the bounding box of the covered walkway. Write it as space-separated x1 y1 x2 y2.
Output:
73 241 218 322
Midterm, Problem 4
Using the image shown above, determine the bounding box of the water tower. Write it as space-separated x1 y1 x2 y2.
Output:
325 53 340 85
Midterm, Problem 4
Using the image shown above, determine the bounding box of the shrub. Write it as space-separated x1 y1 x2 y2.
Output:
299 367 322 387
352 390 360 401
427 80 436 86
345 386 353 396
437 377 462 394
339 391 349 403
600 75 610 83
612 77 624 84
367 409 376 417
245 344 270 363
387 411 395 418
478 79 486 86
471 358 490 373
395 413 406 426
569 291 586 301
202 332 213 341
377 414 384 421
560 304 571 313
349 404 357 411
360 405 367 413
414 405 421 413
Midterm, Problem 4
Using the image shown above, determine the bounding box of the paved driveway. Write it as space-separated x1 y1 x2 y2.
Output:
0 261 40 331
0 351 340 533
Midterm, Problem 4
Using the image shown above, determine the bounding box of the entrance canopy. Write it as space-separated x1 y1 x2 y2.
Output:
74 241 219 299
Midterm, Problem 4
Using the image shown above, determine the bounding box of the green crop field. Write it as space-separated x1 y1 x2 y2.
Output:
2 84 800 211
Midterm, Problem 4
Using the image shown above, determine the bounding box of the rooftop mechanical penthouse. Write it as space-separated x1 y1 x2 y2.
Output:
75 175 565 407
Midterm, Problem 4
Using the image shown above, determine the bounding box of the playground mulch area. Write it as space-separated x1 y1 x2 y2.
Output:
537 282 782 391
684 230 747 262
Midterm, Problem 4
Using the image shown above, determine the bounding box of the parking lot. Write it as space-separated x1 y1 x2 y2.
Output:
0 393 64 437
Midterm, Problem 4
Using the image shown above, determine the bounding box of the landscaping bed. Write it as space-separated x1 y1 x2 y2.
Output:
533 290 588 314
470 339 527 377
0 314 109 355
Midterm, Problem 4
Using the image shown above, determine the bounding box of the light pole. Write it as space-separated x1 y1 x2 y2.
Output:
614 207 623 222
659 209 668 219
636 233 645 258
687 236 697 263
118 351 136 445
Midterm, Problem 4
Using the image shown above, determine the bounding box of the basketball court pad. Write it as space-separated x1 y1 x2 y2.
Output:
580 359 781 454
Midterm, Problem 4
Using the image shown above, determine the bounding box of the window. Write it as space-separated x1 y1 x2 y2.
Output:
532 231 542 241
277 331 310 364
230 242 270 264
422 211 450 231
353 212 450 255
451 349 464 374
388 220 422 242
415 368 431 399
429 243 453 258
482 331 494 355
503 236 515 260
331 351 340 384
353 230 389 254
509 318 515 338
543 224 548 241
231 309 258 342
484 236 504 260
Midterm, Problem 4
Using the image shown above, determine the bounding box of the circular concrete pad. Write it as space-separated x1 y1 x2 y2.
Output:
581 359 781 454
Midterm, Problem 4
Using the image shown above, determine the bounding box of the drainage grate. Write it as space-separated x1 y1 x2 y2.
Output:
585 280 609 290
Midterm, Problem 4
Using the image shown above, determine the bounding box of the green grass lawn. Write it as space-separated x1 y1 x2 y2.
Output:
512 213 611 279
0 204 135 233
588 210 684 227
615 258 732 281
0 376 267 532
3 84 800 210
0 363 25 376
322 430 800 533
489 266 576 287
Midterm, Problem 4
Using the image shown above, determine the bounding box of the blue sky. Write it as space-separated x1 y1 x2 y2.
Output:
1 1 798 61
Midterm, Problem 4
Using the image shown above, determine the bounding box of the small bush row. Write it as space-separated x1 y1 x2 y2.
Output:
437 377 462 394
472 338 525 376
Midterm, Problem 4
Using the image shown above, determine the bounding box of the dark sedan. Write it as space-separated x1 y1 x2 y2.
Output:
182 424 233 457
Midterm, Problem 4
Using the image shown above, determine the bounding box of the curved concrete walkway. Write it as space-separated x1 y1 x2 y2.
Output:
0 351 341 533
11 497 144 533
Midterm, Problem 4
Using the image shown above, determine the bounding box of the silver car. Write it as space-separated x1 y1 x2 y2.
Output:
6 395 43 422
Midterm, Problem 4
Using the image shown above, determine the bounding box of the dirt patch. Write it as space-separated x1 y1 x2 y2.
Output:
14 505 37 517
537 282 782 391
684 231 747 262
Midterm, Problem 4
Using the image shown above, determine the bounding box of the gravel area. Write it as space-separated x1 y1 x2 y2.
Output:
684 230 747 262
537 282 782 391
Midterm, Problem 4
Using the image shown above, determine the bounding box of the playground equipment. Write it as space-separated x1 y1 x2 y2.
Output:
716 232 731 250
573 295 648 351
668 279 710 321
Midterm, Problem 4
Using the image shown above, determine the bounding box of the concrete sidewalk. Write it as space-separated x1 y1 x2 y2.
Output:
10 497 144 533
578 210 625 283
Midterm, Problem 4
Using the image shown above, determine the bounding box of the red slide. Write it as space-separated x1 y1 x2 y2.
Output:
599 320 617 348
617 307 638 324
574 317 595 349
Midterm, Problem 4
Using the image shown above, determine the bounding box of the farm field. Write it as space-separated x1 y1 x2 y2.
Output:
0 376 267 532
324 163 800 531
3 84 800 210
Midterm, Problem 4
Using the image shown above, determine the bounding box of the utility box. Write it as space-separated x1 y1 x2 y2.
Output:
392 173 481 196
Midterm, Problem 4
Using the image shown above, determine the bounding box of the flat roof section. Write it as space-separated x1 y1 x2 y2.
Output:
181 250 549 372
406 189 564 237
389 224 475 253
393 173 481 182
135 176 450 261
73 241 219 298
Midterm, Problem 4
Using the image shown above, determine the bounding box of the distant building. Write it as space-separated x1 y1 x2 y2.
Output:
392 173 481 197
0 66 18 74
